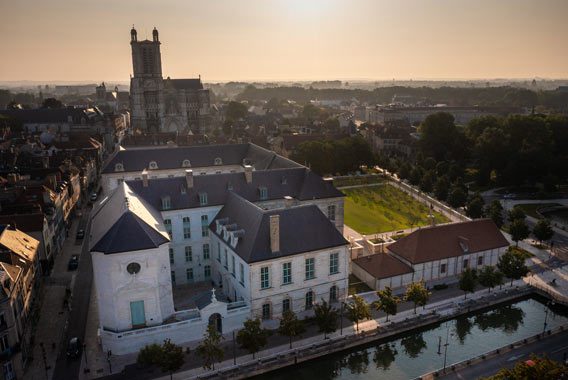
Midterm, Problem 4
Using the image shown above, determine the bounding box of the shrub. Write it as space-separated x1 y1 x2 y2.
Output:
433 284 448 291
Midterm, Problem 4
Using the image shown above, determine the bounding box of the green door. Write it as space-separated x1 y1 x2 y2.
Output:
130 300 146 327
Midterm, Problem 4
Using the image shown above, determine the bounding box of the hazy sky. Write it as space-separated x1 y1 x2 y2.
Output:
1 0 567 82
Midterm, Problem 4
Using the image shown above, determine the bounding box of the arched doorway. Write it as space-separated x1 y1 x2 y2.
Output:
208 313 222 334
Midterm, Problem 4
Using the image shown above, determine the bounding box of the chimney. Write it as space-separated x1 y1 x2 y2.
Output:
185 169 194 189
269 214 280 253
244 165 253 184
284 196 293 208
142 170 148 187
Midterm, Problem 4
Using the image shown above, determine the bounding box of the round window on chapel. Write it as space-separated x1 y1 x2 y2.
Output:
127 262 141 275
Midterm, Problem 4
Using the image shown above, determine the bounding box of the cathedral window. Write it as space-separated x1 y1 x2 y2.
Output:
148 161 158 170
126 262 141 275
182 159 191 168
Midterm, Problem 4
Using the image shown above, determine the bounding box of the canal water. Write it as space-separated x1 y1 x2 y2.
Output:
256 295 568 380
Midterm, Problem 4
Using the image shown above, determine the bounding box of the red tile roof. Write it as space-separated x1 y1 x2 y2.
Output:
388 219 509 264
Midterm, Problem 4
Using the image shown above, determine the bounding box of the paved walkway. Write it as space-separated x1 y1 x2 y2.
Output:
26 215 83 380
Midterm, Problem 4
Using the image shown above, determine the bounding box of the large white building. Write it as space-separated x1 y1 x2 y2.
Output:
90 146 348 354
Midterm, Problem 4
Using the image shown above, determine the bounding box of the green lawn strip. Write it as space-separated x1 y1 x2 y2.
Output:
515 203 561 219
343 186 449 235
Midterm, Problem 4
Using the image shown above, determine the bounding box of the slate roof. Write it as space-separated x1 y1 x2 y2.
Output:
101 143 301 174
353 253 413 279
168 79 203 90
388 219 509 264
127 167 343 211
210 193 348 264
90 182 169 254
0 107 103 124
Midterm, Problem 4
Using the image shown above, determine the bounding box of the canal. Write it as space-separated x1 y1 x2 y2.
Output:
255 295 568 380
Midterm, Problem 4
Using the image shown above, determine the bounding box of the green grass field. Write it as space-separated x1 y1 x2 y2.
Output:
343 185 450 234
515 203 561 219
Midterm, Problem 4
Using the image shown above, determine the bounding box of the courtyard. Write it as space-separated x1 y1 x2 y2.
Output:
343 184 449 235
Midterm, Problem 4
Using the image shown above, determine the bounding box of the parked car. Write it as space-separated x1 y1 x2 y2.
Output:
76 229 85 240
66 337 82 359
68 255 79 271
90 192 98 202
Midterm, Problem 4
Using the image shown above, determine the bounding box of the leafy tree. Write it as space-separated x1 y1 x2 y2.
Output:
404 281 431 313
422 157 437 171
409 167 423 186
302 103 322 120
487 200 504 227
137 343 163 367
41 97 63 109
136 340 185 380
225 101 248 121
419 170 435 193
459 268 477 299
482 355 568 380
447 186 467 208
477 266 504 293
196 324 224 370
236 318 269 359
508 206 526 223
497 248 529 286
418 112 466 162
466 194 485 219
278 310 306 349
373 287 400 322
345 295 372 332
397 162 411 180
313 299 339 339
510 218 530 246
433 175 450 201
533 219 554 245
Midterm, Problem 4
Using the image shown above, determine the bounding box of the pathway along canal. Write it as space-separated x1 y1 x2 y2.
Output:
254 295 568 380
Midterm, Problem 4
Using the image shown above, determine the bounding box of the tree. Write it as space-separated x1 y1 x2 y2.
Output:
313 299 339 339
477 266 504 293
41 97 63 109
196 324 224 370
497 248 529 286
459 268 477 299
533 219 554 245
404 281 431 313
447 186 467 208
225 101 248 121
136 340 185 380
373 287 400 322
487 200 504 228
433 175 450 201
466 194 485 219
483 355 568 380
510 218 530 246
236 318 269 359
508 206 526 223
278 310 306 349
409 167 423 186
345 295 372 332
419 170 435 193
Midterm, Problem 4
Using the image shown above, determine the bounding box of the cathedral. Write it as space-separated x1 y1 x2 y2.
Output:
129 27 211 133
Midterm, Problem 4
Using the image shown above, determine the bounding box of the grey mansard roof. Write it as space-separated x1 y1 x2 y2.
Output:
210 193 348 264
126 167 343 211
102 143 301 174
89 182 169 254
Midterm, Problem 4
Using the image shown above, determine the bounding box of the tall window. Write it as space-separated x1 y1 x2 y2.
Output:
328 205 336 221
0 334 9 352
305 291 314 310
440 263 447 274
305 258 315 280
259 186 268 201
231 256 236 276
224 249 228 269
260 267 270 289
477 256 483 266
169 248 174 264
282 262 292 285
463 259 469 269
262 303 271 320
171 271 176 284
185 246 192 262
164 219 172 237
203 244 210 259
201 215 209 237
282 298 291 313
199 192 208 206
204 265 211 278
161 196 171 210
330 285 338 302
217 242 221 262
239 263 245 285
186 268 194 282
182 217 191 239
329 252 339 275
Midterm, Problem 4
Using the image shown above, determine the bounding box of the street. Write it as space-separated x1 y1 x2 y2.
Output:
441 329 568 379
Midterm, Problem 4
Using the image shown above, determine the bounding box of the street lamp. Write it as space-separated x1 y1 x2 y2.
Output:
442 324 455 372
107 350 112 374
543 300 555 333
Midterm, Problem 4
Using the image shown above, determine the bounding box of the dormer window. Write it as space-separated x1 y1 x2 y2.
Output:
149 161 158 170
281 177 287 185
199 192 208 206
259 186 268 201
161 196 171 210
227 181 233 191
114 163 124 172
182 159 191 168
214 157 223 166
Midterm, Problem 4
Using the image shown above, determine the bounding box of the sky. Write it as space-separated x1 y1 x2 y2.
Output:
1 0 568 82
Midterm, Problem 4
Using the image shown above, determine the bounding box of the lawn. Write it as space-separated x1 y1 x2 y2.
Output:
515 203 561 219
343 185 449 234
